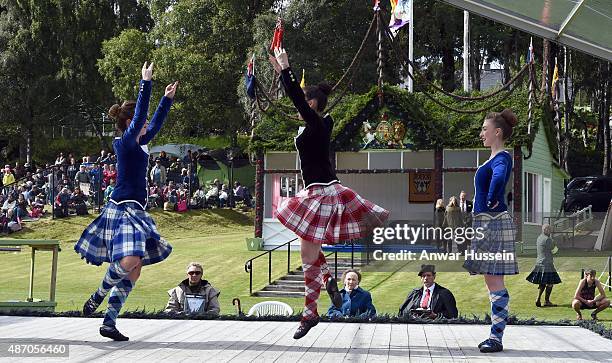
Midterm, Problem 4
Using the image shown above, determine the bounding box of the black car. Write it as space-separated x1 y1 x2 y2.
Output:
563 176 612 213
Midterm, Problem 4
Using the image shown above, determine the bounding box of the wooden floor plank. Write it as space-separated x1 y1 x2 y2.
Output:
0 317 611 362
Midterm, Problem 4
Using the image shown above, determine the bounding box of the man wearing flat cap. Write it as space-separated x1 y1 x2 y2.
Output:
399 264 458 319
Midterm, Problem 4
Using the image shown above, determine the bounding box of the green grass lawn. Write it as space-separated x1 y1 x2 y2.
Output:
0 210 610 327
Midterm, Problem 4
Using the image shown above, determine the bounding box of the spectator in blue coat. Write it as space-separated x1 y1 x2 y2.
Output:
327 269 376 318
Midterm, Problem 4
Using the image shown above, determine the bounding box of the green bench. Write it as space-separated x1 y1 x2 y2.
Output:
0 239 60 312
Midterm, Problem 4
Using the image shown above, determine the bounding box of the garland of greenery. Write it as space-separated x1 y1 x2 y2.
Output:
250 85 545 155
2 309 610 340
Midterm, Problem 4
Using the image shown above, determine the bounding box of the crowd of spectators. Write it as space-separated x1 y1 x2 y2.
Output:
0 148 253 233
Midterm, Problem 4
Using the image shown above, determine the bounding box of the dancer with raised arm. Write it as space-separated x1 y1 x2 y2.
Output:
463 109 519 353
269 48 389 339
75 62 178 341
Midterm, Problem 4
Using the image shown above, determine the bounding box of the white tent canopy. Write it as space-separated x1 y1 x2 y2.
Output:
149 143 204 158
443 0 612 61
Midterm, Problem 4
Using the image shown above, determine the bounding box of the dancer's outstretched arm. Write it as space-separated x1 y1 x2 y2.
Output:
124 62 153 143
269 48 322 129
140 81 178 145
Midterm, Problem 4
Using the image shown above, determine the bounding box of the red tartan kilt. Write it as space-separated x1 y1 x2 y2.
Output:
276 183 389 244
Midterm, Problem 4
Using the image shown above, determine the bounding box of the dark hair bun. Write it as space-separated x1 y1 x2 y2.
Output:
500 108 518 127
108 104 121 119
317 83 332 96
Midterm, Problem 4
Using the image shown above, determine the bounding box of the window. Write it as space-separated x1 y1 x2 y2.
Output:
589 179 605 192
279 175 303 198
524 172 542 223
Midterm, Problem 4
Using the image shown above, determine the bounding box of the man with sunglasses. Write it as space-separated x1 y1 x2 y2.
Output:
164 262 220 315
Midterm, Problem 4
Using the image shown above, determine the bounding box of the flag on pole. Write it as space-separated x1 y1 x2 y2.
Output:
270 18 284 51
389 0 411 36
552 58 560 99
373 0 380 11
300 69 306 88
527 37 534 64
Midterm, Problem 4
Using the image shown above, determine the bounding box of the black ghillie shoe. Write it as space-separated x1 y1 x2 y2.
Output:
100 325 129 341
479 339 503 353
326 277 343 308
83 297 100 317
293 317 319 340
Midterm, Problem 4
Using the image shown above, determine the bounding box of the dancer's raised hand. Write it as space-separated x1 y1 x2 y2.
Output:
274 48 290 70
165 81 179 99
142 62 154 81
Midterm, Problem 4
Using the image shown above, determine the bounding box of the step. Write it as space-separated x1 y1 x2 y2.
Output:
254 291 303 298
261 285 304 292
272 279 303 286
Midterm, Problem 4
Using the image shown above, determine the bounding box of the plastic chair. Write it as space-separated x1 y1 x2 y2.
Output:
247 301 294 317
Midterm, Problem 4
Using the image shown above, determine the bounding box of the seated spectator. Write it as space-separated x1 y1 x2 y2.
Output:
327 269 376 318
2 195 16 218
147 182 162 208
70 187 88 215
164 262 220 315
399 265 458 319
13 194 29 220
234 181 245 201
104 179 116 204
163 181 178 203
190 186 206 209
54 187 71 218
205 180 220 207
572 269 611 320
219 184 228 208
30 193 45 218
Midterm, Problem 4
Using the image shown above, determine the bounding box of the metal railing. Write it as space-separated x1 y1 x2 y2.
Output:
244 238 362 296
544 205 594 247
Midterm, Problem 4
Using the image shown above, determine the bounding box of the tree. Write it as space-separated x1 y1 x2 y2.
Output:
99 0 275 138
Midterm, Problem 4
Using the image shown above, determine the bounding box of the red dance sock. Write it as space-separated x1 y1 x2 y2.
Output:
302 258 322 320
318 251 332 283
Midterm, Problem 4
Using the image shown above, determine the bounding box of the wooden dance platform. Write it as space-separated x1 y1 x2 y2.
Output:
0 316 611 362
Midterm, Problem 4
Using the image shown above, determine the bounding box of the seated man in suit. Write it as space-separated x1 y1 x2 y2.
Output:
399 264 458 319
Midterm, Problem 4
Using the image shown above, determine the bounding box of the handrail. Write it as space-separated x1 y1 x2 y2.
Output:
244 237 299 296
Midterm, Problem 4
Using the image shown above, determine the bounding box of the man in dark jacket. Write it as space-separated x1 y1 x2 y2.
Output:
399 264 458 319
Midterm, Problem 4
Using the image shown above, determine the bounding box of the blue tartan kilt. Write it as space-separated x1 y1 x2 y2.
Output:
463 211 518 275
74 200 172 266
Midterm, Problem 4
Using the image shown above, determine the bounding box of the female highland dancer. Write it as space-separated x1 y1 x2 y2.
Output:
463 109 519 353
75 62 178 341
269 48 389 339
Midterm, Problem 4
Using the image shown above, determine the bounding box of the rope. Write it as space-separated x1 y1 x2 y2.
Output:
378 5 527 102
253 12 377 118
381 27 525 114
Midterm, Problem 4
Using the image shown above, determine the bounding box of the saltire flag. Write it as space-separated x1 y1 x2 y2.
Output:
300 69 306 88
551 58 560 100
527 37 534 64
389 0 411 36
246 54 256 100
270 17 284 51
